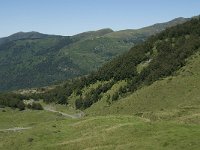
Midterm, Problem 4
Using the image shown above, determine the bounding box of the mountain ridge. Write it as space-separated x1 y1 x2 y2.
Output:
0 17 189 91
32 17 200 112
0 31 56 45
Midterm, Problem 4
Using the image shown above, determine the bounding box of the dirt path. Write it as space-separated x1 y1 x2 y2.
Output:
0 127 32 132
44 106 84 119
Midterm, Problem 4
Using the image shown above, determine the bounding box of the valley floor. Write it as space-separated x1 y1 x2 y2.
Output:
0 108 200 150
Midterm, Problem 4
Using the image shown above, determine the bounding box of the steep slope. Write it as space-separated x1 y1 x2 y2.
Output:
37 17 200 113
83 18 200 118
0 18 188 91
86 51 200 120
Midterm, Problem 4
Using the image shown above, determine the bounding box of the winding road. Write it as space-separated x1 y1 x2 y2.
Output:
43 106 84 119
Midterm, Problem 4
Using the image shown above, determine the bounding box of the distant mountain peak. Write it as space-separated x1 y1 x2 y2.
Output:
96 28 114 32
7 31 49 39
0 31 53 45
73 28 114 40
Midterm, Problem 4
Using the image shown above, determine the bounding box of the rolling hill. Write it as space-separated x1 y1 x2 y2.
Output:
0 17 188 91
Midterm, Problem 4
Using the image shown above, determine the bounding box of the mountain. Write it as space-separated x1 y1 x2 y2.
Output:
0 17 188 91
33 17 200 113
0 31 53 45
1 17 200 150
104 17 188 39
72 28 114 40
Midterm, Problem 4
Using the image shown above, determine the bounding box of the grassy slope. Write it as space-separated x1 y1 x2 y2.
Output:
1 109 200 150
1 51 200 149
85 51 200 122
2 52 200 150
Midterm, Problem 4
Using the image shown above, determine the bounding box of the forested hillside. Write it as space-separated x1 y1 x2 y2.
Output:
1 0 200 149
1 16 200 150
0 17 187 91
35 17 200 111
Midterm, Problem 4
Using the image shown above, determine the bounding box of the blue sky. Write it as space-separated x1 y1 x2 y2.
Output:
0 0 200 37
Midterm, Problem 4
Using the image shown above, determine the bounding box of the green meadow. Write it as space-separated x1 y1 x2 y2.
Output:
1 108 200 150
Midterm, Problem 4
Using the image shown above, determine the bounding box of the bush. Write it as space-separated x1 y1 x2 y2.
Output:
27 104 32 109
0 93 25 109
31 102 43 110
17 101 25 111
75 97 83 109
112 92 119 101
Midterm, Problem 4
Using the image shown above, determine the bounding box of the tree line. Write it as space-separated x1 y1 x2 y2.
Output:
3 18 200 110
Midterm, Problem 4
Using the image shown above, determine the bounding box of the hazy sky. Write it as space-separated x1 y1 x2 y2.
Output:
0 0 200 37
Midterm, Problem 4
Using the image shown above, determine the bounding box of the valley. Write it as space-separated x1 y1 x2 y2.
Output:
0 8 200 150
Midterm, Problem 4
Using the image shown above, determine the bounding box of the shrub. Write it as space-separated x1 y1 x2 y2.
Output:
17 101 25 111
75 97 83 109
31 102 43 110
112 92 119 101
